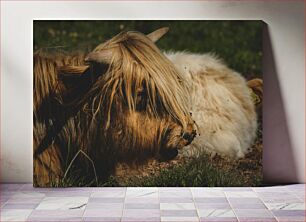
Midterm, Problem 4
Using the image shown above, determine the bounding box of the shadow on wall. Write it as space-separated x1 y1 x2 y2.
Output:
263 24 297 184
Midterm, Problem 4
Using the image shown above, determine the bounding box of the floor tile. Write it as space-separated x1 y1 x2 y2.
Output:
162 217 199 222
126 187 158 198
159 188 191 192
287 184 305 189
89 197 124 203
91 188 126 198
86 202 123 209
10 191 45 199
122 217 161 222
19 183 35 191
291 192 305 201
257 192 299 203
2 203 39 209
196 203 231 209
83 217 121 222
161 210 198 217
192 188 225 197
225 191 258 198
29 209 84 217
125 203 159 209
83 209 123 217
44 191 91 197
253 186 290 193
122 209 160 217
194 197 228 203
227 198 263 204
160 197 194 203
0 209 32 221
276 218 306 222
160 203 196 210
237 218 277 222
230 203 266 209
1 196 10 206
265 202 305 210
91 187 126 192
272 209 305 217
0 184 24 191
200 217 238 222
27 217 83 221
261 197 302 203
160 189 192 198
125 197 159 203
223 188 252 191
198 209 235 217
234 209 274 218
36 196 88 210
7 197 44 204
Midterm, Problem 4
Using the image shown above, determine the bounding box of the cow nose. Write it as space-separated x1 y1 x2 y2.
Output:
182 129 197 144
182 132 191 141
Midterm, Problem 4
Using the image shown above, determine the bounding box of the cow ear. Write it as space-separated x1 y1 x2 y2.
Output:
85 48 118 64
147 27 169 42
58 65 89 76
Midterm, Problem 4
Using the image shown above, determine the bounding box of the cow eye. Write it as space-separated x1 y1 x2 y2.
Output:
136 90 147 111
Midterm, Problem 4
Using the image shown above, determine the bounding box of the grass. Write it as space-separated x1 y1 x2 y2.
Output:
34 20 263 78
34 20 263 187
120 155 261 187
56 152 262 187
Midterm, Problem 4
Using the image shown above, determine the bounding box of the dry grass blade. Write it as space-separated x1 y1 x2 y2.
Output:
63 149 98 186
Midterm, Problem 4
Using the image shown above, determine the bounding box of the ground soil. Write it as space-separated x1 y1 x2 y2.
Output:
115 137 263 186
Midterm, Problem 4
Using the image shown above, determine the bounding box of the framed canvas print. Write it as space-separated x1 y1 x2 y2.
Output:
33 20 263 187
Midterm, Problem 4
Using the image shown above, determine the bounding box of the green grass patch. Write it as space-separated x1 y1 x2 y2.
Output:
34 20 263 77
56 153 262 187
119 154 262 187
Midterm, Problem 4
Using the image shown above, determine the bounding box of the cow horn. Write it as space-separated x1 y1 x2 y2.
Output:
147 27 169 42
85 48 116 64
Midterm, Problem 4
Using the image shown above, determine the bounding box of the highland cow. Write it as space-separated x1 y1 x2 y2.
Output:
33 27 258 186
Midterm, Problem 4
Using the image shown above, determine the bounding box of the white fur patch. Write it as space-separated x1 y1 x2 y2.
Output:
166 52 257 159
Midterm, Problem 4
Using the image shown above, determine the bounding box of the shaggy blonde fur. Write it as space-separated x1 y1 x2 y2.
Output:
166 52 257 158
84 31 192 130
33 29 195 186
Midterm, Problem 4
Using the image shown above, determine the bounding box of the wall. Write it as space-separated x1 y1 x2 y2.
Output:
1 1 305 183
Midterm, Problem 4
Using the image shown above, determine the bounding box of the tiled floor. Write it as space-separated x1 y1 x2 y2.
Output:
0 184 305 222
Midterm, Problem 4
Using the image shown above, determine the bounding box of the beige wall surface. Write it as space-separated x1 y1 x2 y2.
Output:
1 1 305 183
